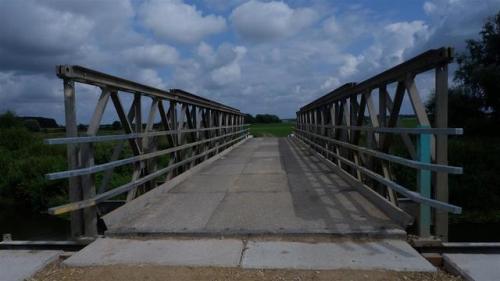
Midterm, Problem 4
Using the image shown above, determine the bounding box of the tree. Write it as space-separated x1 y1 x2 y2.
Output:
0 111 22 129
24 119 41 132
426 88 487 134
255 114 281 123
244 114 255 124
455 11 500 121
112 120 122 130
77 123 87 131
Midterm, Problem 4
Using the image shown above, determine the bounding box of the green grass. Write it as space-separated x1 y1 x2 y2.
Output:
249 123 294 137
399 117 418 127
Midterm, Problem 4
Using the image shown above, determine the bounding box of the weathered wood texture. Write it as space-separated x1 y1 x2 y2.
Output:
295 47 462 240
48 66 248 238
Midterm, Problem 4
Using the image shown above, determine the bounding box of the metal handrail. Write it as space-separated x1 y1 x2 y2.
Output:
295 47 461 239
48 65 249 238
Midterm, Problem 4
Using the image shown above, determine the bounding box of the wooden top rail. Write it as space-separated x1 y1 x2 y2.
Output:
57 65 242 115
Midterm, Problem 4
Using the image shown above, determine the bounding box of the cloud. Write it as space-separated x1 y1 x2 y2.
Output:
421 0 500 50
1 0 499 122
139 0 226 44
191 42 246 88
0 0 94 73
0 71 63 120
136 69 167 89
230 0 317 42
123 44 179 67
203 0 247 12
347 20 430 78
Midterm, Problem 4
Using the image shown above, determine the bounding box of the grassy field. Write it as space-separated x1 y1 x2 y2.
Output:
249 123 294 137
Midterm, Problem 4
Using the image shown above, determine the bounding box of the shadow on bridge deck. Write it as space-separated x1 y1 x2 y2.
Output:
104 137 404 238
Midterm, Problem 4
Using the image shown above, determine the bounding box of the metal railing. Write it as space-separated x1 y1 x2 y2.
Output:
294 47 462 239
46 65 249 238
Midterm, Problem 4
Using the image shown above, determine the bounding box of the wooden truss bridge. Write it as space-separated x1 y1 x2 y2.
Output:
45 47 462 243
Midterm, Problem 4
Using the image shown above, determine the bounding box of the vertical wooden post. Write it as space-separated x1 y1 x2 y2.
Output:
64 79 83 238
435 64 449 240
80 88 109 237
169 101 178 177
379 86 387 145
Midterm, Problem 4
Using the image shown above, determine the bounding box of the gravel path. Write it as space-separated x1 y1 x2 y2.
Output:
31 262 463 281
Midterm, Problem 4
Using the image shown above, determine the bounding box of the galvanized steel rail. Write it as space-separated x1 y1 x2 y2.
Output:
294 47 462 240
47 65 248 238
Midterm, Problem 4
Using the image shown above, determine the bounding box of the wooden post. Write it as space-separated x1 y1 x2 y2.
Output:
435 64 449 240
80 88 109 237
63 79 83 238
169 101 178 178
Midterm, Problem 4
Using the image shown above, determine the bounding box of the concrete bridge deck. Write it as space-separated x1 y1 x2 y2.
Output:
104 137 403 238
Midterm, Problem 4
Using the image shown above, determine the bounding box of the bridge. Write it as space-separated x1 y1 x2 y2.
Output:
41 47 465 272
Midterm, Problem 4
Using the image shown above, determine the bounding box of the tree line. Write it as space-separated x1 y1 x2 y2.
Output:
244 114 281 124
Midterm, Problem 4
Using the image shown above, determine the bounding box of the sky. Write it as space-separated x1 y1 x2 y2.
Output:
0 0 499 124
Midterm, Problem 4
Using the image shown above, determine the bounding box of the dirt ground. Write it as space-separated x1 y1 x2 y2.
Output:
30 261 463 281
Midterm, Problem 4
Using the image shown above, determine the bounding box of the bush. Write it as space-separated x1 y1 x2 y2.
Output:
0 112 68 211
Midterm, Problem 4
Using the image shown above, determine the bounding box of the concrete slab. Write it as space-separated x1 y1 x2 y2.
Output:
64 238 243 267
106 193 226 234
242 240 436 272
200 163 246 175
206 192 315 233
443 254 500 281
253 151 280 158
105 137 403 238
171 174 239 193
229 174 289 192
243 157 285 174
0 250 61 281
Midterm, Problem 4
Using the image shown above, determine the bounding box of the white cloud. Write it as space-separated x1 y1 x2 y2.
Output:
211 62 241 87
321 77 340 91
123 44 179 67
1 0 500 121
191 42 247 88
339 55 362 78
139 0 226 44
423 1 437 14
136 69 167 89
230 0 317 42
361 20 430 70
420 0 500 50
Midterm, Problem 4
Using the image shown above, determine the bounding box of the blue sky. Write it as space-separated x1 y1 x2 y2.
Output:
0 0 499 124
